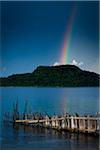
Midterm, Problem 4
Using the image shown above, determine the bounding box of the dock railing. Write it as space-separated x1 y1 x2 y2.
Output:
10 113 100 135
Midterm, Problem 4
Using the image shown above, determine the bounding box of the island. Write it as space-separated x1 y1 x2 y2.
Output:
0 65 99 87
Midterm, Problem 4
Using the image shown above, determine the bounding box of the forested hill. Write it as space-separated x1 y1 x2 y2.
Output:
0 65 99 87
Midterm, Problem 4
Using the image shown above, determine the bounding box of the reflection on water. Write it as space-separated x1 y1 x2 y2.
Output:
0 87 99 150
1 87 99 117
1 123 99 150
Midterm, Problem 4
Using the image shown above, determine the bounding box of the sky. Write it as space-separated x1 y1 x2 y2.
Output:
1 1 99 77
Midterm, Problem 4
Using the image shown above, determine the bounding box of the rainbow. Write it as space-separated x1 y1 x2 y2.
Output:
60 5 77 64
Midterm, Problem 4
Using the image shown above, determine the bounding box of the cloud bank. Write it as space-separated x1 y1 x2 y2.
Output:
71 59 84 67
52 59 84 67
53 62 61 66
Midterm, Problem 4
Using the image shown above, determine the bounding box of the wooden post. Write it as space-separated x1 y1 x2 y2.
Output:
83 119 86 132
94 120 96 131
87 115 90 132
51 117 55 127
59 120 62 129
74 117 77 130
61 119 65 129
55 116 59 128
71 116 74 130
45 115 50 127
79 119 83 130
67 118 70 129
25 114 27 120
96 119 100 131
75 114 79 131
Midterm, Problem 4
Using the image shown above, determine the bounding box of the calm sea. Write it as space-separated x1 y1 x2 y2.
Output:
0 87 99 150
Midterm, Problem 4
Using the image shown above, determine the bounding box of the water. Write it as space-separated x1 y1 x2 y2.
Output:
0 87 99 150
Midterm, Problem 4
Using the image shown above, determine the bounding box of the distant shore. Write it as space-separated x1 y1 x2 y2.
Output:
0 65 99 87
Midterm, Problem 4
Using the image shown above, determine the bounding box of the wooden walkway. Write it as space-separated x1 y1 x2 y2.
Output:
14 114 100 135
3 100 99 136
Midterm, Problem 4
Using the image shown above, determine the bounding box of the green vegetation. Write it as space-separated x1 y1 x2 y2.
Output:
0 65 99 87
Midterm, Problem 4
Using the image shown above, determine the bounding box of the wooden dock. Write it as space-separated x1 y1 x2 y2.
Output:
13 113 100 135
3 101 99 135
